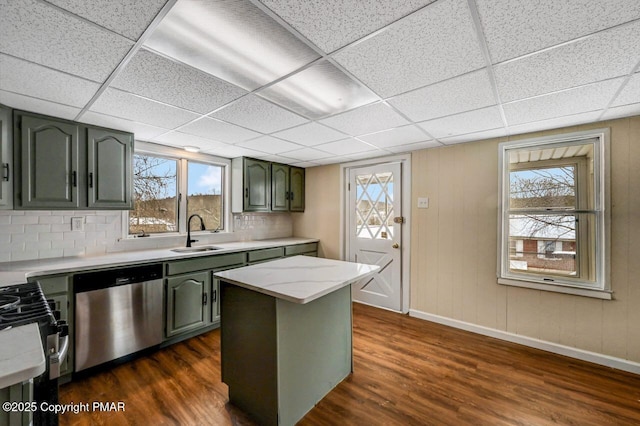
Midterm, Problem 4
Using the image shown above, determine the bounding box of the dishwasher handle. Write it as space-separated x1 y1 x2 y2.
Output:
74 264 163 293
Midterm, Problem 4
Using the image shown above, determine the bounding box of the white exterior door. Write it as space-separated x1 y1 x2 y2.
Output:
348 162 402 311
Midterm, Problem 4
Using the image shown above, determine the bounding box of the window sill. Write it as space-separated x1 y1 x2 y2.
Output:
498 277 612 300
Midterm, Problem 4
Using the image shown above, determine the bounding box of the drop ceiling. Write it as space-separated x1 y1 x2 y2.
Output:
1 0 639 168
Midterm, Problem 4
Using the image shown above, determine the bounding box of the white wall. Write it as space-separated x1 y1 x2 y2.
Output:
0 210 292 262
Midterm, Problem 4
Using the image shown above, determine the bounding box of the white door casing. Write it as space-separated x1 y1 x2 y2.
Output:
348 162 402 311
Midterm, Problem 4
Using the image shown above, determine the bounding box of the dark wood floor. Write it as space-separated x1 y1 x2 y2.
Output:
60 303 640 425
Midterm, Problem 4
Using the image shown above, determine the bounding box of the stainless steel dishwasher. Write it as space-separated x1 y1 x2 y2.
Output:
74 264 163 372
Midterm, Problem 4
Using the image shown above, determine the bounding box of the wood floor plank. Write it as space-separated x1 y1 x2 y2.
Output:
59 303 640 425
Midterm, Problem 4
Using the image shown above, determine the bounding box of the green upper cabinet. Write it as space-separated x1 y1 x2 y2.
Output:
289 166 305 212
271 163 290 211
232 157 305 213
13 110 134 210
0 105 12 209
19 114 80 209
87 127 133 209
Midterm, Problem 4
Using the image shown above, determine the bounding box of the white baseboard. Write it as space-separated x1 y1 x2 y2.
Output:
409 309 640 375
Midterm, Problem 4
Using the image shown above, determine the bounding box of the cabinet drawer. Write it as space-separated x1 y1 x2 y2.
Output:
166 252 246 276
247 247 284 263
284 243 318 256
35 275 69 295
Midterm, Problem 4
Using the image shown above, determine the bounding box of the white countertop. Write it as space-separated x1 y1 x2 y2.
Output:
0 237 318 287
214 256 379 304
0 323 46 388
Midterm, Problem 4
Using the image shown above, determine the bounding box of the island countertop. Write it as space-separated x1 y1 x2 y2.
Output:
214 256 379 304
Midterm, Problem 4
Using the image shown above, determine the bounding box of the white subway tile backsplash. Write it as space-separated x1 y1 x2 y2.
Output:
38 216 65 224
51 224 71 232
51 240 75 249
0 216 10 225
38 249 64 259
0 224 24 234
11 251 40 262
27 225 52 233
11 233 36 243
39 232 64 241
11 216 39 224
26 241 52 251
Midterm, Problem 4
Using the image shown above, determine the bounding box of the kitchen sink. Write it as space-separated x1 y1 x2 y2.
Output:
171 246 222 253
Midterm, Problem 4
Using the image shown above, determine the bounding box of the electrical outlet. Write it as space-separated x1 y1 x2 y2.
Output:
417 197 429 209
71 217 84 231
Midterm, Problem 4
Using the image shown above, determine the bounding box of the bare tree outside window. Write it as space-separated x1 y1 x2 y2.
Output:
130 154 177 234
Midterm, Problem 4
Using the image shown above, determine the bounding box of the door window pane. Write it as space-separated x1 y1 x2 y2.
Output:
355 172 394 239
187 161 224 231
130 154 178 234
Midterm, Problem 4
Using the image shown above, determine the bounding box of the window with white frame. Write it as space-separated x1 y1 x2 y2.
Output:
498 129 610 298
129 144 230 236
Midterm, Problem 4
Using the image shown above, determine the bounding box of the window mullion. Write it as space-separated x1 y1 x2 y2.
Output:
177 158 188 235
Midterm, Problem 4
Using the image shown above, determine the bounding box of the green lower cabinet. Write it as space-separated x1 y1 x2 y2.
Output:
0 380 33 426
165 271 211 338
211 274 220 323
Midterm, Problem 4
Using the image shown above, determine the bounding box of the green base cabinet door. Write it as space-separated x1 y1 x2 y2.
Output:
165 271 211 338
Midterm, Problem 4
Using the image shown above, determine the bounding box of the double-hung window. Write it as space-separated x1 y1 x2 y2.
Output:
498 129 610 299
129 143 230 237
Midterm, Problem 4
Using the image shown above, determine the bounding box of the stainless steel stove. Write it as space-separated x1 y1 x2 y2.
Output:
0 282 68 426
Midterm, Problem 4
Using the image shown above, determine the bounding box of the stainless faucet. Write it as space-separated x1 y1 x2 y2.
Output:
186 214 206 247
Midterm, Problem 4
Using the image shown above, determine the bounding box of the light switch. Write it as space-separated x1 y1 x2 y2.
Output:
417 197 429 209
71 217 84 231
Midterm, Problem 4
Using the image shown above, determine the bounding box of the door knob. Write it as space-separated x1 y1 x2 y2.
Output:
392 243 399 249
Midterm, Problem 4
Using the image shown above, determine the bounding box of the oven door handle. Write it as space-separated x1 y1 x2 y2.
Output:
49 334 69 380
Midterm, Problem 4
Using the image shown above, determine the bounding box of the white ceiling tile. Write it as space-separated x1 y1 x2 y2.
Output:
271 122 346 146
439 128 508 145
315 138 378 156
312 157 343 165
358 125 430 148
112 49 246 114
476 0 640 63
611 72 640 107
80 111 169 140
145 0 319 90
388 69 496 122
319 102 409 136
503 78 623 125
281 147 333 162
0 54 100 107
418 107 504 138
260 0 435 53
494 21 640 102
507 111 603 136
210 95 308 134
90 88 200 129
45 0 169 40
179 116 261 144
601 103 640 120
0 90 81 120
332 0 485 97
235 136 303 154
291 161 320 168
0 0 133 82
152 131 230 152
207 145 267 159
385 140 441 153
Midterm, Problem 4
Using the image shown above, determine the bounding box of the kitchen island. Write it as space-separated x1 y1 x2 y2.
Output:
214 256 379 426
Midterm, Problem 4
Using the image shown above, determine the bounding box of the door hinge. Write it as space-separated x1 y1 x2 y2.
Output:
393 217 406 224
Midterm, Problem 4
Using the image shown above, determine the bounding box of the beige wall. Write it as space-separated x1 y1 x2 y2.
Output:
411 115 640 363
294 115 639 364
292 164 341 260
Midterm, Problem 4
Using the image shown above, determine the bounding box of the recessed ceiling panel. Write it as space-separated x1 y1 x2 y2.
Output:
90 88 200 129
235 136 302 154
258 60 378 119
179 116 261 144
503 78 623 125
388 69 496 122
0 90 81 120
272 122 346 146
112 49 247 114
495 21 640 102
144 0 320 90
358 125 430 148
0 54 100 108
611 72 640 107
259 0 435 53
0 0 133 83
152 131 229 151
418 106 504 139
332 0 485 97
81 111 170 140
319 102 409 136
45 0 169 41
210 95 307 134
476 0 640 63
315 138 378 156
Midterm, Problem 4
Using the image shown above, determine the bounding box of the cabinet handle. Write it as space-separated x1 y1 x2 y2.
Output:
213 289 217 302
2 163 8 182
88 172 93 188
203 293 208 306
289 191 294 201
72 171 77 187
245 188 248 198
